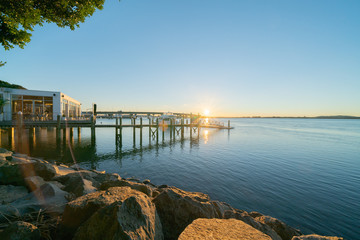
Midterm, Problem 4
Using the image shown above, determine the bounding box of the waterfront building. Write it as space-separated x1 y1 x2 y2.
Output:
0 88 81 121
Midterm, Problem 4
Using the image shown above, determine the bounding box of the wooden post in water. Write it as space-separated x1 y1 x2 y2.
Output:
156 118 159 144
69 127 74 143
189 117 192 139
140 117 143 146
16 112 23 146
56 115 61 140
8 127 14 149
77 127 81 143
148 117 151 142
119 117 123 146
63 127 66 142
162 120 165 142
228 120 230 128
28 127 35 147
169 119 172 140
173 119 176 141
133 117 136 146
181 117 184 140
90 115 95 140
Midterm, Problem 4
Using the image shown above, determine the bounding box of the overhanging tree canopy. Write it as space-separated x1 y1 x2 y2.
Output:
0 0 106 66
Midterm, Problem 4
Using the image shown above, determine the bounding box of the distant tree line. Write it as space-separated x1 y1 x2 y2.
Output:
0 80 26 89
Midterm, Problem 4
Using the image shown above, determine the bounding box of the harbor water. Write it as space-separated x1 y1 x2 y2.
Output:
1 118 359 239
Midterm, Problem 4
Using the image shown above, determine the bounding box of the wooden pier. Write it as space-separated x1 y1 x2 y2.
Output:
0 110 233 148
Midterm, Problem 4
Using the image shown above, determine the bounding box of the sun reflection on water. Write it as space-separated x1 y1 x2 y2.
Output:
203 130 209 144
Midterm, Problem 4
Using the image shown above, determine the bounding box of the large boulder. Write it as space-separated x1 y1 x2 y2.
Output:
0 221 41 240
152 187 221 240
53 171 98 198
0 163 31 185
292 234 344 240
32 161 59 180
0 182 68 222
24 176 46 192
61 186 144 237
100 178 153 197
178 218 272 240
73 194 163 240
0 161 58 185
224 209 282 240
0 185 28 204
250 212 301 240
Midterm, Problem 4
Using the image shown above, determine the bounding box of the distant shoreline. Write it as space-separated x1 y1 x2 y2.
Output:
209 116 360 119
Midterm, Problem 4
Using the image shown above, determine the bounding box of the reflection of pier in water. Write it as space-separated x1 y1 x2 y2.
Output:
0 124 222 169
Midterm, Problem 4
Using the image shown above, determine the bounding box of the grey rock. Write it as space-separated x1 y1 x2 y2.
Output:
61 186 143 238
24 176 45 192
0 182 68 222
292 234 344 240
73 194 163 240
100 179 153 197
152 187 221 240
53 171 98 197
224 209 282 240
0 185 28 204
179 218 272 240
254 214 302 240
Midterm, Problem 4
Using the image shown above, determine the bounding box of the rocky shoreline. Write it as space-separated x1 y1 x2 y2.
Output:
0 148 343 240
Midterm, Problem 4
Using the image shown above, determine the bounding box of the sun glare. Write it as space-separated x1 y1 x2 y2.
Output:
204 109 210 116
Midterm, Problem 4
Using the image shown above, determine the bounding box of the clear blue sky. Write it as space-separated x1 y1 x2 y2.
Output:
1 0 359 117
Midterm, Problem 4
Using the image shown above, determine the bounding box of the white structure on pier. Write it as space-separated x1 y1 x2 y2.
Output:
0 88 81 121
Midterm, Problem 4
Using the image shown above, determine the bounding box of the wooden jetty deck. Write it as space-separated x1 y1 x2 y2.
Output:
0 110 233 147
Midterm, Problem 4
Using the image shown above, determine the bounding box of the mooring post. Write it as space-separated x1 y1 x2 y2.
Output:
149 117 151 142
190 117 193 139
181 117 184 139
77 127 81 143
56 115 61 140
90 114 95 142
228 120 230 128
140 117 143 146
63 127 66 142
133 117 136 146
115 117 118 143
29 127 35 137
162 120 165 142
69 127 74 142
173 118 176 140
119 117 123 146
169 119 173 140
8 127 14 149
156 118 159 144
16 112 23 144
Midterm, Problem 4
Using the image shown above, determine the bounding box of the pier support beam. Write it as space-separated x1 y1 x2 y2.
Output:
133 117 136 146
56 115 61 141
169 119 173 140
148 117 151 143
156 118 159 144
140 118 143 146
77 127 81 143
162 120 165 142
8 127 14 149
181 117 184 140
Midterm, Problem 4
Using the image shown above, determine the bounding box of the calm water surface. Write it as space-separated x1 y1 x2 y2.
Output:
2 118 359 239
